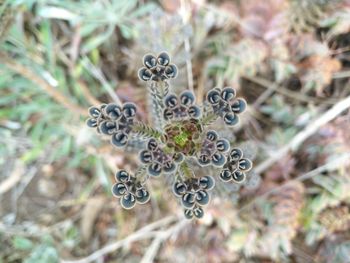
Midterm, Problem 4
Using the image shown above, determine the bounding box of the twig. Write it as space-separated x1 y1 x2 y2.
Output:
332 70 350 79
78 80 102 106
244 75 337 105
60 216 179 263
0 53 86 115
0 161 24 195
180 0 194 93
238 153 350 213
253 81 278 108
196 61 207 103
140 219 188 263
81 56 122 105
254 94 350 175
184 38 194 92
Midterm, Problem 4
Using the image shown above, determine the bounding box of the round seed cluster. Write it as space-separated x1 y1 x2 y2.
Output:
207 87 246 126
220 148 253 183
112 170 150 209
173 176 215 219
138 52 178 81
87 102 137 147
197 130 230 167
163 91 201 121
86 104 107 134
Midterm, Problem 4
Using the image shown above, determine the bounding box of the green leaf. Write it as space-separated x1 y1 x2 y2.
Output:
227 229 249 251
82 25 114 53
13 236 33 250
119 24 135 39
38 6 79 21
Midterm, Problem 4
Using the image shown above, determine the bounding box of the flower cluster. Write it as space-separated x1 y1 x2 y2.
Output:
163 119 202 156
173 176 215 219
197 130 230 167
219 148 253 183
138 52 178 81
112 170 150 209
87 102 137 147
207 87 247 126
86 104 107 134
86 52 253 219
163 91 201 121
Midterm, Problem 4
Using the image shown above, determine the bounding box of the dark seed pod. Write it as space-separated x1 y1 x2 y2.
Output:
219 169 232 182
143 54 157 69
165 94 178 108
163 108 174 120
198 154 211 166
207 89 221 105
138 68 152 81
238 158 253 171
163 161 176 173
212 152 226 167
111 132 128 147
232 170 246 183
180 91 195 106
188 105 201 118
230 148 243 161
184 209 194 219
206 130 218 141
181 192 195 209
139 150 153 164
105 104 122 120
221 87 236 101
147 138 158 151
157 52 170 66
86 118 98 128
135 188 150 204
199 176 215 190
231 98 246 114
223 112 238 126
112 183 128 197
99 121 118 135
88 106 102 118
173 182 187 197
115 170 130 183
165 64 177 79
122 103 137 119
193 206 204 218
121 193 136 209
216 139 230 152
148 163 162 176
195 190 210 206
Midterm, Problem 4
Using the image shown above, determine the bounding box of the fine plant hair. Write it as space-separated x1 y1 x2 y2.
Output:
86 52 252 219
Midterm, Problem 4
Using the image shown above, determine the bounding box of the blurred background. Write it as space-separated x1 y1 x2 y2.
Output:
1 0 350 262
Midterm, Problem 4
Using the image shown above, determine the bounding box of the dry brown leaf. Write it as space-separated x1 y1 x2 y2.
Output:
298 55 342 95
159 0 181 13
265 155 296 181
81 196 106 243
240 0 288 40
0 161 24 195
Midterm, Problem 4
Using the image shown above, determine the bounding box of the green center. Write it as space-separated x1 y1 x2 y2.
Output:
174 131 190 148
